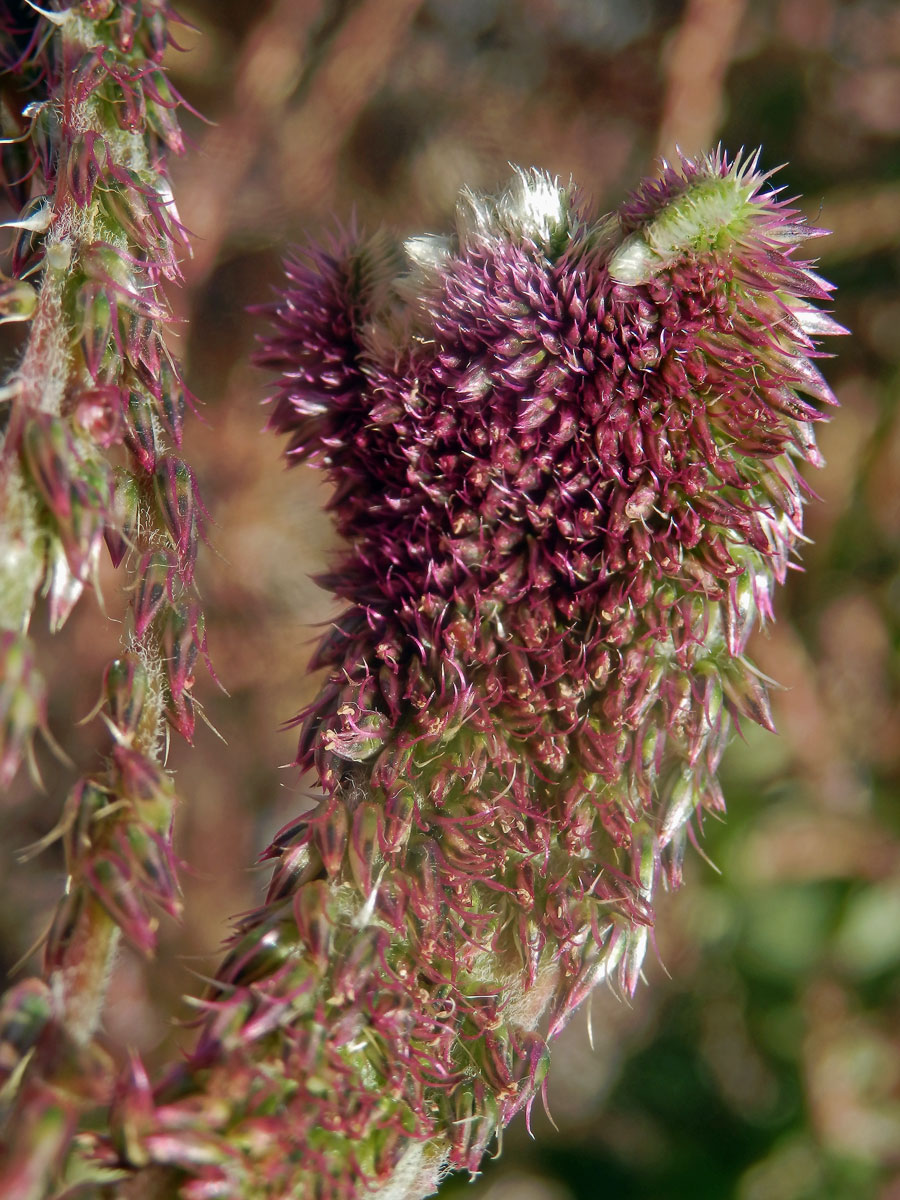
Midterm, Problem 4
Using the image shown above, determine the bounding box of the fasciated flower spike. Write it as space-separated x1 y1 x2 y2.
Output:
93 152 843 1199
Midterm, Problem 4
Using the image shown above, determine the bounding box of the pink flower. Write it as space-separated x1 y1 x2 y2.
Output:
114 151 843 1199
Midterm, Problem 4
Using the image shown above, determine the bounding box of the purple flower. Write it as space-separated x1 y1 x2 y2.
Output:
111 152 843 1199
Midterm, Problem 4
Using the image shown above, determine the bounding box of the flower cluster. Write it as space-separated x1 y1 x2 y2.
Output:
93 154 841 1199
0 2 209 1193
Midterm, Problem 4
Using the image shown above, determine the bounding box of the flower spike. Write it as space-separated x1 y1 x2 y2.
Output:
94 152 842 1198
0 2 211 1190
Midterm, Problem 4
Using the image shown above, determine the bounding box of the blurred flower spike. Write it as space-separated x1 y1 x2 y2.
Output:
95 151 842 1199
0 3 212 1194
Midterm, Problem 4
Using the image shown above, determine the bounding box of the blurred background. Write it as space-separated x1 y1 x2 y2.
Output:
3 0 900 1196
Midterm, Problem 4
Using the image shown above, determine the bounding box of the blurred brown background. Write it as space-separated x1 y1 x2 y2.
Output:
4 1 900 1196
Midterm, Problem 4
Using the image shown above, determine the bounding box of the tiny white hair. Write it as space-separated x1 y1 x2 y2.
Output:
456 166 571 248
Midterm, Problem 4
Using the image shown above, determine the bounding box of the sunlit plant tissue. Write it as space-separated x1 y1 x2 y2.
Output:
135 149 842 1199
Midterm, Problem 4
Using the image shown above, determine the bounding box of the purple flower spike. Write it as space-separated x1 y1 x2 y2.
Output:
110 153 842 1198
0 4 216 1190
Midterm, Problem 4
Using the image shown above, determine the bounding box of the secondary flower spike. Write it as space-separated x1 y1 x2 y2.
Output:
114 152 842 1199
0 4 212 1195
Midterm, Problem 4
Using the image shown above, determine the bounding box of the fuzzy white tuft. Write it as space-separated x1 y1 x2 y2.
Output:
455 167 570 248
